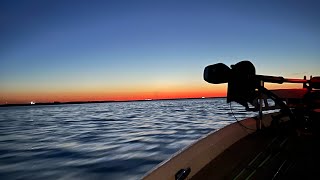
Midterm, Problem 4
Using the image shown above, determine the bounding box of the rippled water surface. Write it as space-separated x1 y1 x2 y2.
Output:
0 98 257 180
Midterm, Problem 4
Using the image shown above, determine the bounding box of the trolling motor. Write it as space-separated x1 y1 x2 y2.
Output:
204 60 320 131
204 61 320 107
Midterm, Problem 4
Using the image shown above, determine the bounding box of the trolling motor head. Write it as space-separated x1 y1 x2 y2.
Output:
204 60 259 108
203 63 231 84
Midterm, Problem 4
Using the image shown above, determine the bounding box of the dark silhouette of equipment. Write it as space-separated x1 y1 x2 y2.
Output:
204 60 320 132
204 60 320 107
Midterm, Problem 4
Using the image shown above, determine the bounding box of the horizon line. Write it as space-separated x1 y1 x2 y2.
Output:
0 96 227 107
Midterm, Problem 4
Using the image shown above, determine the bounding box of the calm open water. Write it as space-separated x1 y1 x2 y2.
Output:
0 98 257 180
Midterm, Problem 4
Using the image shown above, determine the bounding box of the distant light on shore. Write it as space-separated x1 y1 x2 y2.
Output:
30 101 35 105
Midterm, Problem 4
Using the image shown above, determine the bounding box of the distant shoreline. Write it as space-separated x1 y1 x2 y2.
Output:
0 97 226 108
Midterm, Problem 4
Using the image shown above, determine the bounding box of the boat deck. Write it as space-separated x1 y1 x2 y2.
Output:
191 128 319 180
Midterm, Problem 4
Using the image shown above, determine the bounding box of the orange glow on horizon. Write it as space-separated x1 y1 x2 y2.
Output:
0 85 227 104
1 82 303 104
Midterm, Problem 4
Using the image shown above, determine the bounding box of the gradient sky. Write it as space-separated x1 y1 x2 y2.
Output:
1 0 320 104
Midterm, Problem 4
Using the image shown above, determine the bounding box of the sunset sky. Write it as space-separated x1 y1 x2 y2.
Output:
1 0 320 104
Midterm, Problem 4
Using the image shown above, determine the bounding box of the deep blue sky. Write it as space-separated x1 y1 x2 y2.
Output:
1 0 320 103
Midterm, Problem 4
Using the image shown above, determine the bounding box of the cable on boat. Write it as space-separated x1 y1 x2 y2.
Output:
229 102 255 131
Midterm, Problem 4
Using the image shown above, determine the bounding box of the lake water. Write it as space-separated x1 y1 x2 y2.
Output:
0 98 257 180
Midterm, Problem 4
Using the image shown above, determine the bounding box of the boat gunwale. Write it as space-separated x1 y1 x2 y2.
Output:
142 113 277 180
